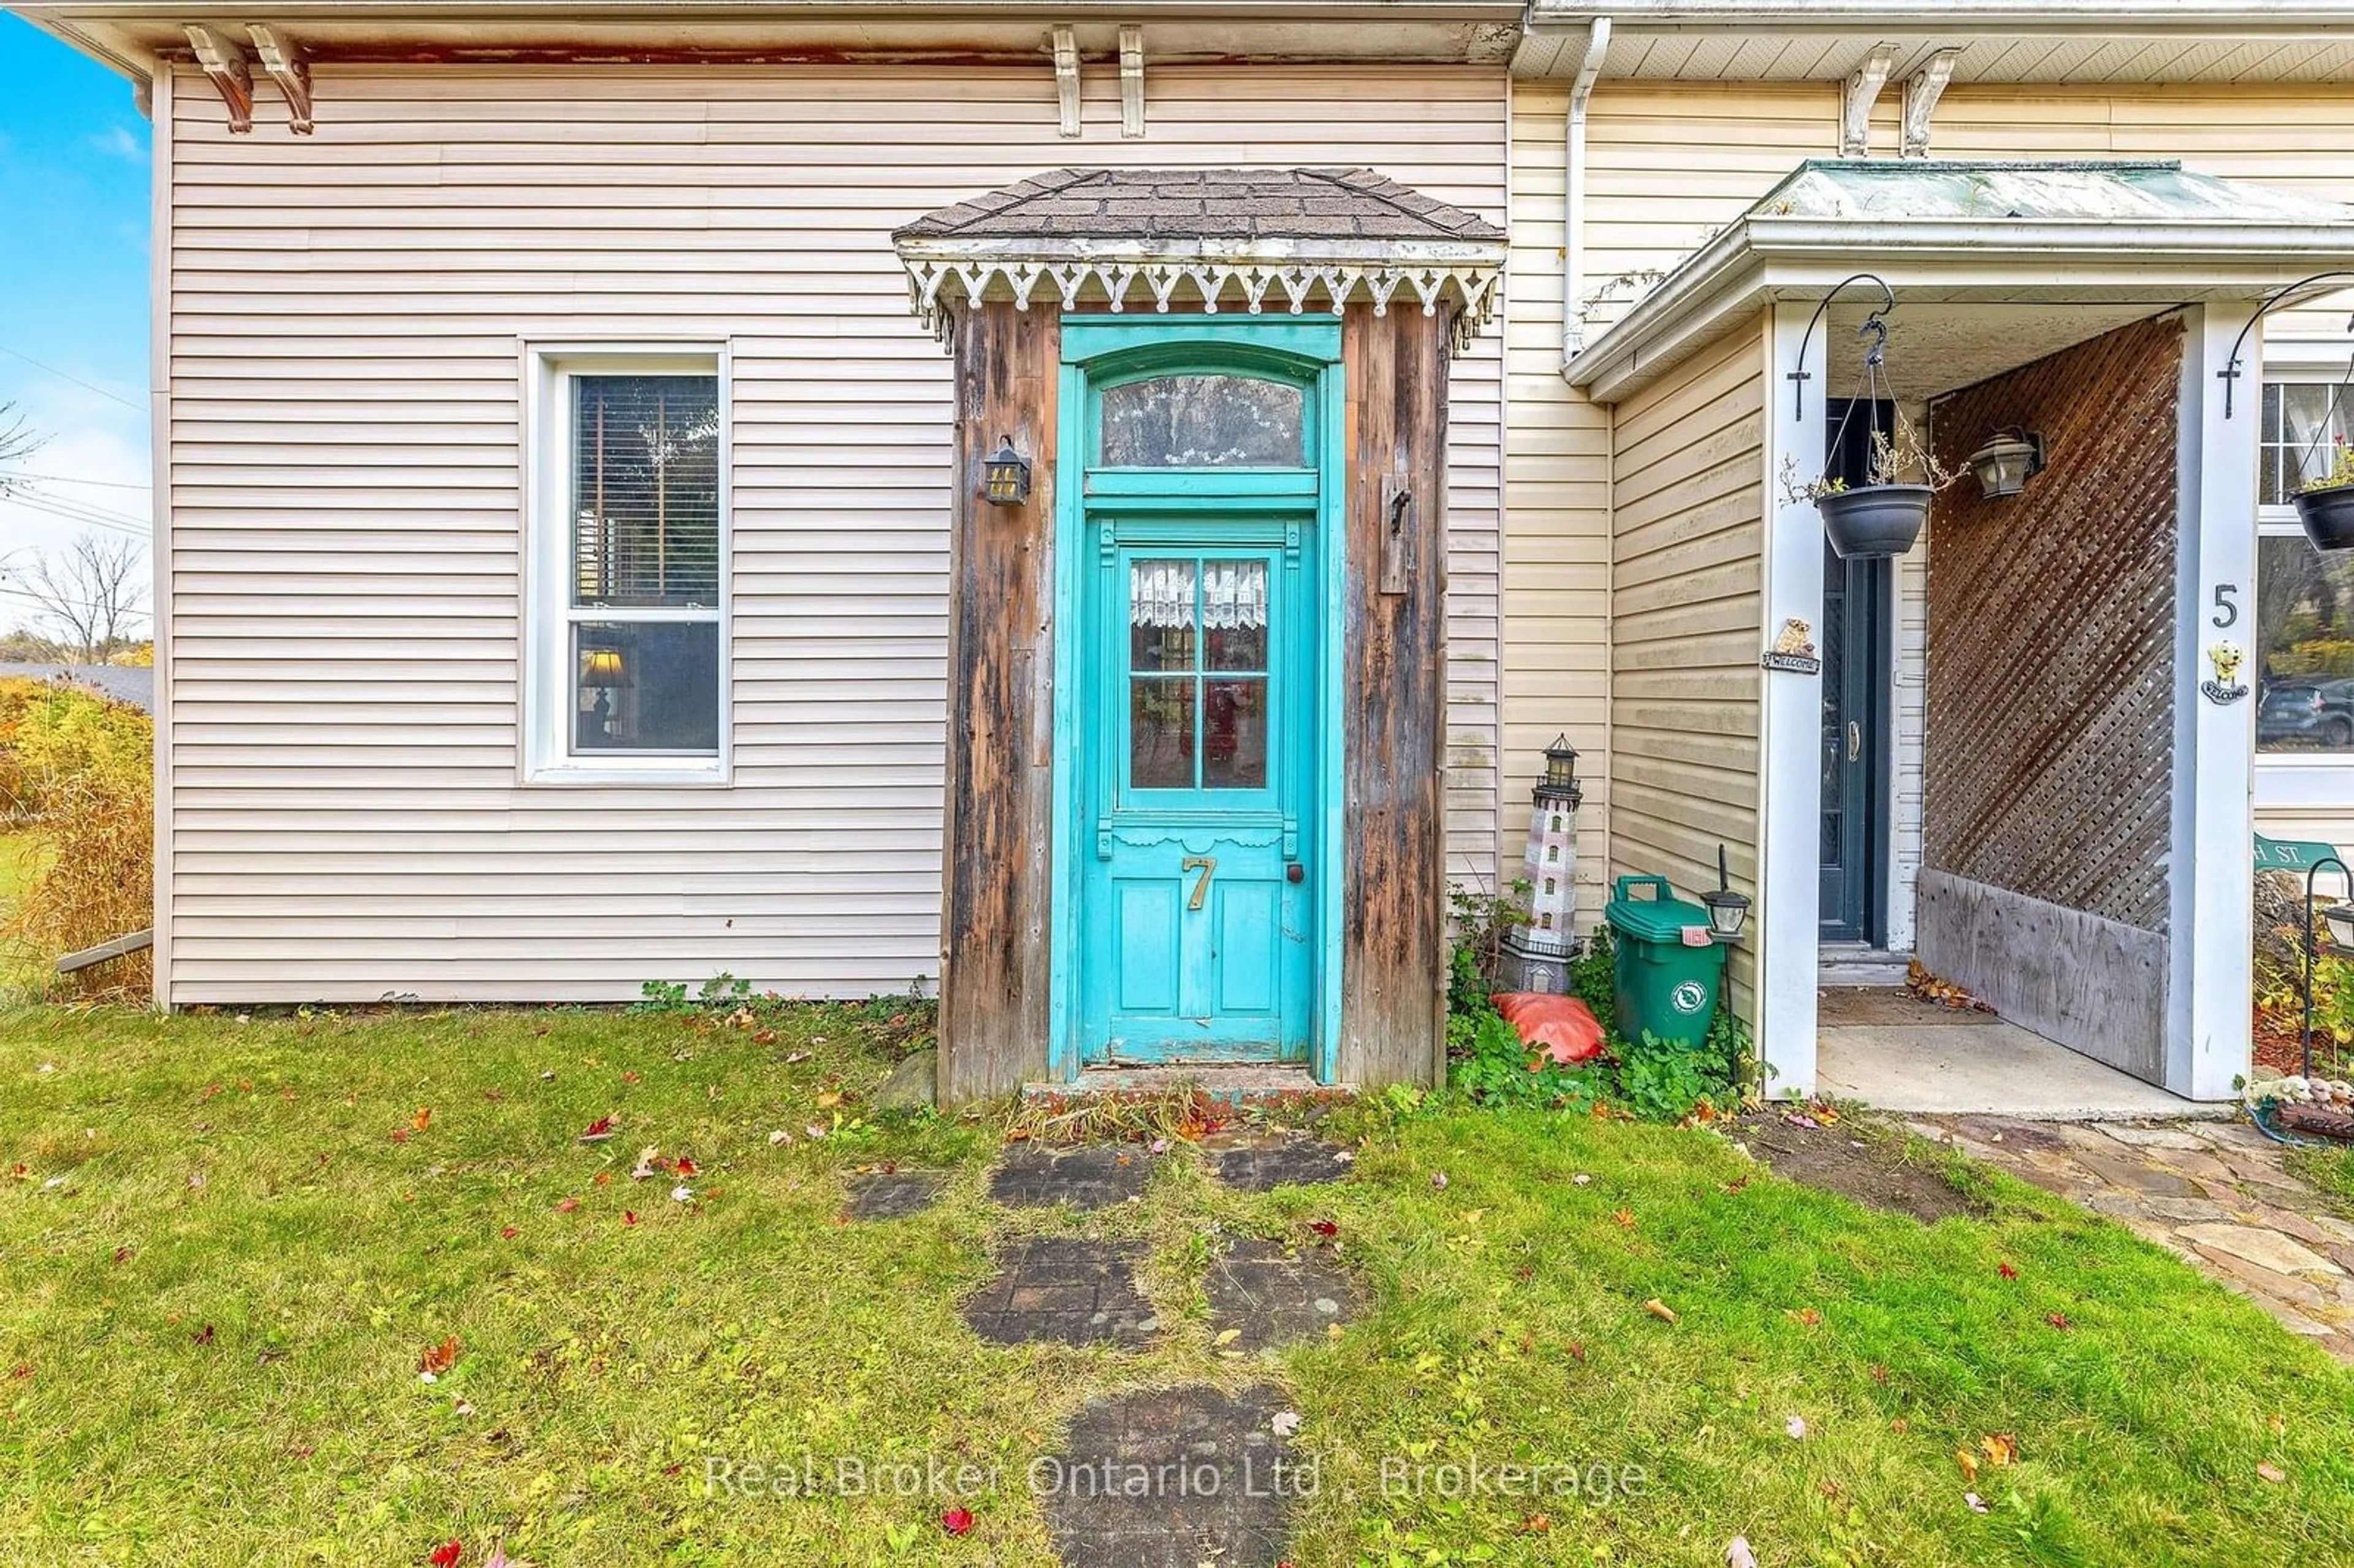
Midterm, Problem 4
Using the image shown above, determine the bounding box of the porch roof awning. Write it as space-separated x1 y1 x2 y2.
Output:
893 167 1510 353
1567 158 2354 404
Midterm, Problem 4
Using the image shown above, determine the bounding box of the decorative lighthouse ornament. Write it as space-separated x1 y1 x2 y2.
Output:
1501 734 1583 993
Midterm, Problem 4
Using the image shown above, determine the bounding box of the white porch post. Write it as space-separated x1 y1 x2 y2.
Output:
2170 303 2259 1102
1757 305 1828 1100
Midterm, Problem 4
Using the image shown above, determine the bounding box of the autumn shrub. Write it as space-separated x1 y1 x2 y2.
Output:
1 681 153 997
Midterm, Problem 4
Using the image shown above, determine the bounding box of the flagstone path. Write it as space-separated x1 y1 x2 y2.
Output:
882 1132 1359 1567
1906 1113 2354 1363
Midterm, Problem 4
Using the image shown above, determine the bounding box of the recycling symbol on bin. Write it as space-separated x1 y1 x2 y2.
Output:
1670 981 1708 1015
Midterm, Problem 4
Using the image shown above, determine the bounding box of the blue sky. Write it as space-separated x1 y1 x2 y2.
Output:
0 13 153 633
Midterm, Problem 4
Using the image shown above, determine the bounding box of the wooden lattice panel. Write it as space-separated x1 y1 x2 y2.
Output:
1924 315 2182 935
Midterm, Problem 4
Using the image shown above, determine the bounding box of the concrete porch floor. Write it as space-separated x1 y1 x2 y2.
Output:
1815 988 2234 1120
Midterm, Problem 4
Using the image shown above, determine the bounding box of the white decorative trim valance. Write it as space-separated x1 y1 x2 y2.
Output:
896 242 1507 356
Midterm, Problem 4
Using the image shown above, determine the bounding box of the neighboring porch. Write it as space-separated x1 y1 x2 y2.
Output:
1572 158 2354 1111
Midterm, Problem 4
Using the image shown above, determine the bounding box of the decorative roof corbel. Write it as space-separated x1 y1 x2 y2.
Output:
1900 50 1961 158
1119 26 1145 139
1839 44 1897 158
247 25 314 135
1052 26 1081 138
184 23 253 134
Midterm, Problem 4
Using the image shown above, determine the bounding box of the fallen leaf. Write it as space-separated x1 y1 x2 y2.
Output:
2258 1461 2288 1483
940 1507 974 1537
555 1197 579 1214
192 1324 215 1346
622 1211 639 1227
815 1091 844 1110
2045 1311 2072 1330
1788 1307 1823 1327
1612 1208 1636 1228
578 1117 615 1143
1726 1537 1759 1568
1522 1513 1552 1534
1308 1219 1338 1238
804 1124 828 1140
1981 1433 2018 1467
592 1172 612 1186
412 1108 433 1133
500 1225 519 1240
1998 1262 2018 1281
783 1051 810 1065
1889 1417 1909 1433
1270 1410 1301 1437
769 1129 793 1146
671 1185 694 1203
622 1071 639 1084
1642 1298 1678 1325
419 1336 459 1377
672 1157 698 1178
1572 1173 1591 1186
1955 1447 1980 1483
1784 1414 1808 1440
631 1146 665 1180
430 1542 463 1568
1566 1342 1586 1361
452 1395 475 1417
1431 1171 1449 1190
1965 1492 1989 1513
1214 1328 1242 1347
389 1128 411 1144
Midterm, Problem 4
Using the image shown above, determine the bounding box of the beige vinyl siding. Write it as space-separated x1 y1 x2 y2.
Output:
1498 82 1610 922
162 62 1507 1005
1607 318 1764 1011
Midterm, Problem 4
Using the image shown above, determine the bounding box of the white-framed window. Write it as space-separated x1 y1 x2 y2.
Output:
2255 360 2354 790
524 343 730 784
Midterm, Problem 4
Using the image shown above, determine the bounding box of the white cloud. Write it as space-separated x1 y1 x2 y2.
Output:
86 125 147 163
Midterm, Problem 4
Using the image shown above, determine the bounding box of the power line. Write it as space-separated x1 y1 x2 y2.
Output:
4 492 153 538
0 470 150 490
0 584 151 618
0 344 146 414
7 484 151 529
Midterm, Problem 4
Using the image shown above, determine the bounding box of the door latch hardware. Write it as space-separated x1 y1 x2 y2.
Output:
1181 855 1216 910
1846 720 1862 763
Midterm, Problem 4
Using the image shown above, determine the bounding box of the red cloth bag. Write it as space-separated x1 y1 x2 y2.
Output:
1490 992 1607 1065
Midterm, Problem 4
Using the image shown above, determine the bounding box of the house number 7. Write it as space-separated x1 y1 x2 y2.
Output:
2212 584 2241 629
1181 856 1217 911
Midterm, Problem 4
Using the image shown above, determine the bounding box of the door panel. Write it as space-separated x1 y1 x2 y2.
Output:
1820 401 1893 945
1082 531 1312 1063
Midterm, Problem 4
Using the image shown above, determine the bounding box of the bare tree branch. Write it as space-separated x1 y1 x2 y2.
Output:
10 534 150 662
0 402 44 497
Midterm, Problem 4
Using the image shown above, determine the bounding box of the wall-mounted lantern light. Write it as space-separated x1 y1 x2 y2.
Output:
980 435 1032 506
1965 428 2046 501
1701 842 1750 942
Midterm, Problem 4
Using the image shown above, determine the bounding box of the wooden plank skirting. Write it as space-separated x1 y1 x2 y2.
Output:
1914 868 2168 1083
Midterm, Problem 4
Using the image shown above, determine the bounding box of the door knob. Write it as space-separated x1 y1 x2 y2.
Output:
1286 863 1305 884
1846 721 1862 763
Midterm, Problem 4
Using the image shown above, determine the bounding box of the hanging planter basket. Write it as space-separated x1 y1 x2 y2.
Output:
1818 483 1933 560
2294 482 2354 552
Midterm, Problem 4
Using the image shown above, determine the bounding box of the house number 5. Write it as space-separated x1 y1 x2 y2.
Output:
2212 584 2241 629
1181 856 1217 911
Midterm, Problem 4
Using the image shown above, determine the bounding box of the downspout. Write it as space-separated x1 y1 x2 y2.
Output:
1560 14 1610 376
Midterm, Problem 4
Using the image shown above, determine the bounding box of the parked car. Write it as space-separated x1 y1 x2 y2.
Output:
2258 678 2354 748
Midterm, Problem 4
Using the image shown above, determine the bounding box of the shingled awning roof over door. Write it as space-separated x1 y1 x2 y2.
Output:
893 167 1509 351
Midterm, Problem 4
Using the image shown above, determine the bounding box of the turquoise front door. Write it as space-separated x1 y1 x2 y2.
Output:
1059 324 1338 1069
1080 527 1314 1062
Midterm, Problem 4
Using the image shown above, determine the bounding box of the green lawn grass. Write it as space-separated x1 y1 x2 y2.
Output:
0 831 46 997
1 1003 2349 1566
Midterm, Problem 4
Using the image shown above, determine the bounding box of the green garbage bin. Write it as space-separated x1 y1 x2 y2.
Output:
1604 875 1727 1047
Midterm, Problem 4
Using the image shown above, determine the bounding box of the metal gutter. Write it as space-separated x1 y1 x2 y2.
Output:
1560 13 1609 371
1569 215 2354 399
1528 0 2354 34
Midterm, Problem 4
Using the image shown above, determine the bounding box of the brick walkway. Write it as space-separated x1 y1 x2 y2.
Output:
1908 1114 2354 1363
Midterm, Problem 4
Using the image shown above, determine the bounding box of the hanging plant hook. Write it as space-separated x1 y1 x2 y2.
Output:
1787 272 1895 420
2216 270 2354 419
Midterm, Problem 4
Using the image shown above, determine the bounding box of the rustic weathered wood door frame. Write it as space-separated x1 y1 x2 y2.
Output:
1048 318 1347 1083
